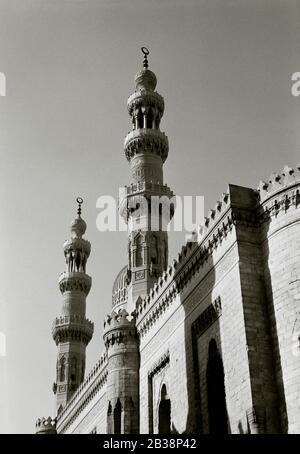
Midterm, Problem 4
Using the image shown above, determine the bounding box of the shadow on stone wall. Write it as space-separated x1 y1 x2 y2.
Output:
173 243 230 434
261 217 288 433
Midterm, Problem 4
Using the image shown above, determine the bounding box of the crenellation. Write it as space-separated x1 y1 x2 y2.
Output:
35 417 57 434
258 164 300 203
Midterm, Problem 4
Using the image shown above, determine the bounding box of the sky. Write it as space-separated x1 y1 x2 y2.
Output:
0 0 300 434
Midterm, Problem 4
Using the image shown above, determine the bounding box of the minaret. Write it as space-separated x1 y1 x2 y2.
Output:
35 417 57 434
120 48 174 310
52 198 94 414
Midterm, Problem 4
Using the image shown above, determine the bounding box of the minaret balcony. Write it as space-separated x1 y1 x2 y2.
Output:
52 314 94 345
124 129 169 163
127 90 164 116
123 181 174 197
58 272 92 295
119 182 174 222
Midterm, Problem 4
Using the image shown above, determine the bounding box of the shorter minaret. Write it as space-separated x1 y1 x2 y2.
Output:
35 417 57 434
52 198 94 413
103 310 139 434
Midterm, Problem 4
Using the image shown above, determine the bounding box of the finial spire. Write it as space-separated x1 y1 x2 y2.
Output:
76 197 83 217
71 197 86 238
141 47 149 69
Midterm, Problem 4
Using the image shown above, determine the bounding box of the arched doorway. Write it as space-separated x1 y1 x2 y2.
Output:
158 384 171 434
206 339 228 434
114 398 122 434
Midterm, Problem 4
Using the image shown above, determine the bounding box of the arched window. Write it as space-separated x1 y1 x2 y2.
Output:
158 384 171 434
135 235 143 267
114 398 122 434
75 251 81 271
146 108 154 128
70 356 77 382
137 110 143 129
206 339 228 434
150 235 158 265
59 356 66 382
128 397 135 433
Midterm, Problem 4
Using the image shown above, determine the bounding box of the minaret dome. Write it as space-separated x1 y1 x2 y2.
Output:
70 197 87 238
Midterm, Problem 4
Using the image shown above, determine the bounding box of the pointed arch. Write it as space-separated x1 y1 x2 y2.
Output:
137 109 143 129
206 339 228 434
59 356 66 382
70 356 77 383
146 108 154 128
114 398 122 434
150 234 158 265
134 233 144 267
107 401 113 434
158 384 171 434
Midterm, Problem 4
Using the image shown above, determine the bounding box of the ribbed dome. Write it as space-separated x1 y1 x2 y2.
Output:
135 68 157 91
112 265 128 308
71 215 87 238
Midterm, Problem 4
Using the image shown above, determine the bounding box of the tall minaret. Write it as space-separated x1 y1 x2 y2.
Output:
52 198 94 413
120 48 174 310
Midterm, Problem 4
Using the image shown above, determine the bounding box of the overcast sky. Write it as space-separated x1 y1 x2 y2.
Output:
0 0 299 434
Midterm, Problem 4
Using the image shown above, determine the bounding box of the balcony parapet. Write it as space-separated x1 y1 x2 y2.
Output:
124 129 169 163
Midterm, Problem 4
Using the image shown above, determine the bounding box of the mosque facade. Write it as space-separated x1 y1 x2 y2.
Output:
35 50 300 435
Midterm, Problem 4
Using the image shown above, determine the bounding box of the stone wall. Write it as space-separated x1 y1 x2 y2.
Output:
259 170 300 433
136 178 300 434
57 353 108 434
55 168 300 434
137 185 271 433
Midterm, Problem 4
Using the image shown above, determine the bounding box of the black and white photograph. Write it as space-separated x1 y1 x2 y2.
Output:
0 0 300 438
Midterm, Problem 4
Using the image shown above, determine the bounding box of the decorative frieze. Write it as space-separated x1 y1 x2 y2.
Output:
258 186 300 223
148 350 170 378
191 296 222 338
58 272 91 295
122 181 173 197
52 315 94 346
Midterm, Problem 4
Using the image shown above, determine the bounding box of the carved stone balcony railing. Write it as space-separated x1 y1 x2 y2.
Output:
127 90 164 115
58 272 92 295
122 181 173 197
124 129 169 162
52 314 94 346
119 182 174 222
